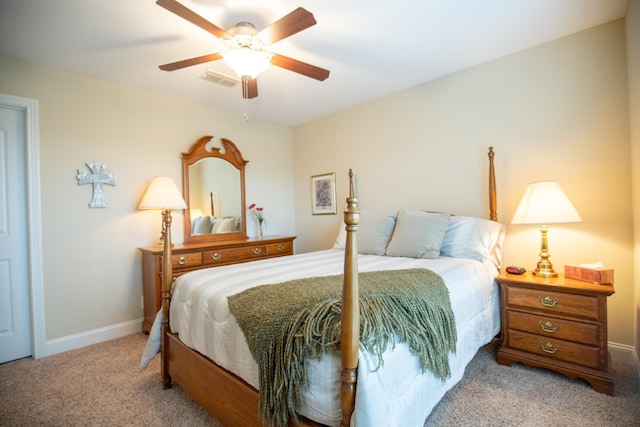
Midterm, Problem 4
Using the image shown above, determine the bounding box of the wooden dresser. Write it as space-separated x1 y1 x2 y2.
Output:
139 235 296 333
495 272 615 395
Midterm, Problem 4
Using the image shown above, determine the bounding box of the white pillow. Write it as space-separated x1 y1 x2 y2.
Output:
385 210 450 259
357 210 398 255
192 216 214 235
212 217 239 233
440 215 506 267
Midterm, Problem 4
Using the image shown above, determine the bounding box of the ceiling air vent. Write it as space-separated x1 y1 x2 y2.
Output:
199 70 239 88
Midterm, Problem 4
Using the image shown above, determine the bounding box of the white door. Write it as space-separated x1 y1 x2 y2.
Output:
0 103 31 363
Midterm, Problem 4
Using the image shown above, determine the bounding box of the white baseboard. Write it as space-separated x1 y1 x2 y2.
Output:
608 341 640 385
43 318 143 357
608 341 636 366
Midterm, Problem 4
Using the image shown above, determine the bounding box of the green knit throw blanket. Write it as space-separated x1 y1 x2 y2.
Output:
227 268 457 427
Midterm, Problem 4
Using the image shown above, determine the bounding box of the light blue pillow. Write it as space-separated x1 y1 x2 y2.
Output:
386 209 450 258
440 215 506 267
357 210 398 255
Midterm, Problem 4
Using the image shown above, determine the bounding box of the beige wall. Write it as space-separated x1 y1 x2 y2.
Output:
0 55 295 340
626 0 640 362
294 20 634 347
1 13 637 359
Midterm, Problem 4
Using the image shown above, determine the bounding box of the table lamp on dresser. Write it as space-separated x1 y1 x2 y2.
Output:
139 176 187 247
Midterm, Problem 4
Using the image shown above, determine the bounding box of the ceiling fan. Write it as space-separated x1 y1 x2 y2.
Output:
156 0 330 99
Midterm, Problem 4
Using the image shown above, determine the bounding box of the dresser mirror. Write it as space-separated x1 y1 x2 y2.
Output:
182 135 248 243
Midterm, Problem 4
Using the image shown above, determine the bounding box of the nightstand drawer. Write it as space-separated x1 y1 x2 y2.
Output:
506 286 599 320
507 311 599 346
203 245 267 265
267 241 293 256
171 252 203 269
507 329 600 369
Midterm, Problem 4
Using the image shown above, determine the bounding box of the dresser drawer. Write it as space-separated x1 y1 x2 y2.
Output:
171 252 202 270
203 245 267 265
506 310 599 346
507 329 600 369
267 240 293 256
506 286 600 320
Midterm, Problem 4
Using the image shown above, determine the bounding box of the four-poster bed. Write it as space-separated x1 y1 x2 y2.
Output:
155 147 502 427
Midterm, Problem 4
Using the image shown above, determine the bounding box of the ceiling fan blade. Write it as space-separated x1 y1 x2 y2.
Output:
257 7 316 45
242 78 258 99
159 53 223 71
156 0 231 40
270 54 330 81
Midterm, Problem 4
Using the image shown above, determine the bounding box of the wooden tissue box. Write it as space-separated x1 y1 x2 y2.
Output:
564 264 614 284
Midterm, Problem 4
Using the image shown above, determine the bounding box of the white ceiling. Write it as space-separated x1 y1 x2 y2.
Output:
0 0 629 127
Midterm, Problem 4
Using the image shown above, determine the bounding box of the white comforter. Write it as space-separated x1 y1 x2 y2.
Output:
169 249 500 427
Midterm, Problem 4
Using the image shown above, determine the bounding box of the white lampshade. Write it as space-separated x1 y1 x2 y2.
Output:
511 181 582 225
139 177 186 210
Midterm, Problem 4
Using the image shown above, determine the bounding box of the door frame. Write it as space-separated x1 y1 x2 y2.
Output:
0 93 45 359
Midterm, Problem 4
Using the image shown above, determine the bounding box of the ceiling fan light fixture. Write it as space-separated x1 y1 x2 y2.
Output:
223 46 271 79
157 3 329 98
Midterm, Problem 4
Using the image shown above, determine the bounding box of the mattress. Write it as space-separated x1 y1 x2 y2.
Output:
169 249 500 427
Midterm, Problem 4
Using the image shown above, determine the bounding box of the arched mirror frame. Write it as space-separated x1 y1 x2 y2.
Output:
182 135 248 244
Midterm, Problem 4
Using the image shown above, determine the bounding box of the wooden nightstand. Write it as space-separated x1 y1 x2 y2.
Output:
139 235 296 334
495 271 615 395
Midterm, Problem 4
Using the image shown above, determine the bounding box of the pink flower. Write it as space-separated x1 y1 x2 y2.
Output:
248 204 266 225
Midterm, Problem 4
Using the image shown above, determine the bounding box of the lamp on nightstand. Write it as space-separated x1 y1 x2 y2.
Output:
139 177 187 247
511 181 582 278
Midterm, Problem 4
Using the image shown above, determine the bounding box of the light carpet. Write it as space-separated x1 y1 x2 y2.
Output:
0 333 638 426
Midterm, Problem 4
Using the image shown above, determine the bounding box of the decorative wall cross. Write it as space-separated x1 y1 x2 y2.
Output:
77 162 117 208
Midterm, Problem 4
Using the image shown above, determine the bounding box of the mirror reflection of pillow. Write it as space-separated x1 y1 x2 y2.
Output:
192 216 215 235
212 217 240 233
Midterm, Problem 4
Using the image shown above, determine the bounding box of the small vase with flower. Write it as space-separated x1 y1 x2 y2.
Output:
248 203 266 238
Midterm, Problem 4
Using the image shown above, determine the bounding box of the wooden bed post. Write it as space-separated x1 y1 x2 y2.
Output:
340 169 359 427
161 209 173 389
488 147 497 222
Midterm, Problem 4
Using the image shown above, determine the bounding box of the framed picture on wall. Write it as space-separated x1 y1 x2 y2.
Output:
311 172 337 215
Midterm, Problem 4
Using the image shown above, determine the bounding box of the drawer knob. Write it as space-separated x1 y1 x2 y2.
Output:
210 253 221 261
538 296 558 307
276 244 284 252
253 247 262 255
177 256 188 265
540 342 558 354
539 321 558 333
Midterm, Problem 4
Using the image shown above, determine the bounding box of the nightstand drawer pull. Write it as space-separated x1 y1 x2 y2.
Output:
210 253 221 261
276 244 284 252
177 256 188 265
540 342 558 354
253 247 262 255
539 296 558 307
539 321 558 333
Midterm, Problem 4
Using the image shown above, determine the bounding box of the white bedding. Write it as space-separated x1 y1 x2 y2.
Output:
168 248 500 427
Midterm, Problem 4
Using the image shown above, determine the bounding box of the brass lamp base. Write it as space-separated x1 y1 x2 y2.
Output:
156 209 175 248
532 225 558 278
532 261 558 278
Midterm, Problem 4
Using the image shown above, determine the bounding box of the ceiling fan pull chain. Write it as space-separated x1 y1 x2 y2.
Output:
242 85 250 121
